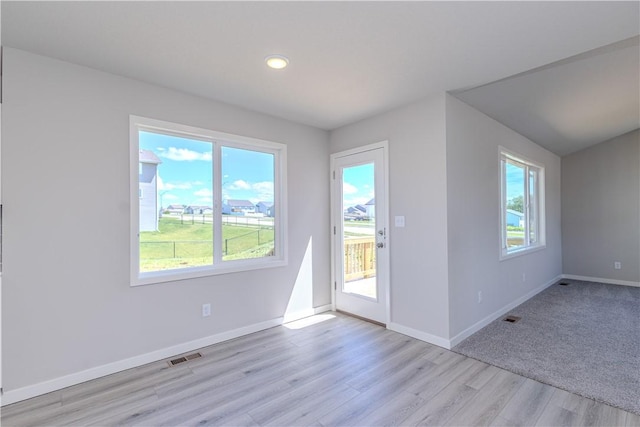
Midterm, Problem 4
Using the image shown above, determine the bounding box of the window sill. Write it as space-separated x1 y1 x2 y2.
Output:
132 258 287 287
499 244 546 261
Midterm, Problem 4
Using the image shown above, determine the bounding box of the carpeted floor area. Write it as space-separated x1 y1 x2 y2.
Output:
453 279 640 415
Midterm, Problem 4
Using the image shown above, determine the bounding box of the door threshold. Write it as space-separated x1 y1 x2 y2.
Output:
336 309 386 328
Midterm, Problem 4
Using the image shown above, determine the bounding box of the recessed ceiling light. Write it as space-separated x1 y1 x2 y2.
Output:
265 55 289 70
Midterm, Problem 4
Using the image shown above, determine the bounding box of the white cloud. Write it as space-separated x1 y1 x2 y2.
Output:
227 180 251 190
344 197 370 207
158 147 212 162
252 181 274 201
163 182 193 190
194 188 213 197
343 182 358 195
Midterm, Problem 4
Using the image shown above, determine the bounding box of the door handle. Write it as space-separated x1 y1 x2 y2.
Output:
377 242 384 248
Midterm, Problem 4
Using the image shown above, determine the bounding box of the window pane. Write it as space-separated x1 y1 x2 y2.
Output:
505 160 525 250
138 131 214 272
221 146 275 261
529 169 537 244
342 163 377 299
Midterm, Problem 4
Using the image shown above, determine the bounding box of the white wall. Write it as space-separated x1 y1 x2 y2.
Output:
446 95 562 340
562 130 640 284
1 48 331 397
330 95 451 343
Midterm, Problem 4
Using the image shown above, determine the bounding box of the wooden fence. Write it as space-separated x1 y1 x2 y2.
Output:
344 236 376 282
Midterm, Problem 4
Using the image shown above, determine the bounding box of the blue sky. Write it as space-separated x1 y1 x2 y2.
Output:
505 162 525 201
140 131 274 207
342 163 375 208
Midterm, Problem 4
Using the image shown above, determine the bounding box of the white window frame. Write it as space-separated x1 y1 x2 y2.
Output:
499 147 545 260
130 116 287 286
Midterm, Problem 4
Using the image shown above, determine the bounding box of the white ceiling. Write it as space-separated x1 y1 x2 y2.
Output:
2 1 639 155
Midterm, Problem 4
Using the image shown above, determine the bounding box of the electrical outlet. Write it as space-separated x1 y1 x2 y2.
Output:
614 262 621 270
202 303 211 317
477 291 482 303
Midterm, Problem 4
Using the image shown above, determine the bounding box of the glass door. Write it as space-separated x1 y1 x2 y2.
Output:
332 145 388 324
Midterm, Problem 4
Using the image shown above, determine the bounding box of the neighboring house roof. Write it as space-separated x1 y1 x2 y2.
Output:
506 209 524 217
187 205 212 210
346 206 366 215
139 149 162 164
225 199 255 207
366 198 375 206
167 204 185 210
256 201 274 207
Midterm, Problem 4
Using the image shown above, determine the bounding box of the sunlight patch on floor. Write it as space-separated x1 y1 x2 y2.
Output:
284 313 336 330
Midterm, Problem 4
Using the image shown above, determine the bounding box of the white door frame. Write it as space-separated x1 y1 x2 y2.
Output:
330 141 390 325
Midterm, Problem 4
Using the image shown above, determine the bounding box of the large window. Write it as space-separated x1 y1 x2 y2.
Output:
131 116 286 285
500 149 545 259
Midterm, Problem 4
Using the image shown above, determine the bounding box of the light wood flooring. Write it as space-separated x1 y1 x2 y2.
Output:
2 313 639 426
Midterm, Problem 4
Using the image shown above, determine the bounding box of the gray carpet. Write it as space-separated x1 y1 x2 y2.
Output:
453 279 640 415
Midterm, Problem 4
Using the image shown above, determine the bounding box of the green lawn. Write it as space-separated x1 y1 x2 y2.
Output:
140 217 274 271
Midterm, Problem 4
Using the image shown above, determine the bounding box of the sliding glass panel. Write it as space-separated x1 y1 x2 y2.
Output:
505 160 526 250
221 146 275 261
138 131 214 272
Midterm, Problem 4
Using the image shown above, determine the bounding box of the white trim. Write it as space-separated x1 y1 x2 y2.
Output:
449 274 561 348
331 140 388 160
1 317 284 406
562 274 640 288
387 322 452 350
283 304 333 323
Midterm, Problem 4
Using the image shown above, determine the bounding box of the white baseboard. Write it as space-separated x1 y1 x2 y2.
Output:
283 304 333 323
387 322 452 350
1 317 284 406
562 274 640 288
448 274 561 348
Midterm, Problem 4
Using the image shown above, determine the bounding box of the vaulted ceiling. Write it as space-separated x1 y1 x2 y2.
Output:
2 1 638 155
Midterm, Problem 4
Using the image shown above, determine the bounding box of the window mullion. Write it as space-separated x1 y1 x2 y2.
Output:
213 142 223 264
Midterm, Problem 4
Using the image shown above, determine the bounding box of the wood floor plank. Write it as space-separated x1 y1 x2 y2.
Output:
444 369 526 426
158 379 293 427
346 338 435 392
355 391 426 427
318 353 437 426
494 378 555 426
535 403 578 426
0 391 62 421
259 383 360 427
399 380 477 426
625 411 640 427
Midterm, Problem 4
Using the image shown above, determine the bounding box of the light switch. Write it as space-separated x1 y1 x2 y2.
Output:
395 216 405 227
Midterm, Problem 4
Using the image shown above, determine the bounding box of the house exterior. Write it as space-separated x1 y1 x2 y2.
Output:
166 204 186 214
138 149 162 231
365 198 375 219
344 205 367 220
222 199 256 215
506 209 524 227
255 201 275 217
184 205 213 215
